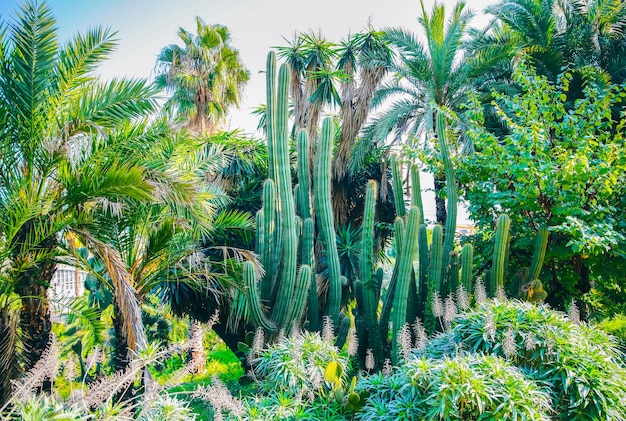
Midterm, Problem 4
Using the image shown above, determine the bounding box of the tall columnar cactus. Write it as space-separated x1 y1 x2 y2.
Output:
425 224 443 334
391 206 420 364
460 243 474 291
491 214 511 295
411 165 425 225
259 179 277 301
526 224 549 283
315 118 343 324
296 129 312 220
436 112 458 290
418 224 429 319
391 158 406 218
358 180 383 366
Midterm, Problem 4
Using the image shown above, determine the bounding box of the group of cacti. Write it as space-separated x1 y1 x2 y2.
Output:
244 52 349 348
244 51 551 370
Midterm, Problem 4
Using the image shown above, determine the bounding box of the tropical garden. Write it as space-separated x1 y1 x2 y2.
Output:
1 0 626 419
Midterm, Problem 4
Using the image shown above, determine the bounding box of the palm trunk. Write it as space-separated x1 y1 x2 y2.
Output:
0 306 20 405
16 262 56 368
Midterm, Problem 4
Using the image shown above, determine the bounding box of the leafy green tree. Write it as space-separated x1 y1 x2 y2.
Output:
155 18 250 134
459 62 626 317
0 0 158 402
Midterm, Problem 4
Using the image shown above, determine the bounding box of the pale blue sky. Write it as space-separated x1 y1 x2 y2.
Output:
0 0 494 223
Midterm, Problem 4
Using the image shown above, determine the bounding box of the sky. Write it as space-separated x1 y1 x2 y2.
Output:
0 0 496 223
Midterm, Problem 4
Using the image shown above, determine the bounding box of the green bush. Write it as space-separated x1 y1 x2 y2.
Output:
252 330 348 395
597 314 626 351
232 330 351 420
357 354 551 420
425 300 626 420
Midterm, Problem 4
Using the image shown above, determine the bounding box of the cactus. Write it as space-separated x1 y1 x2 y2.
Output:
418 224 429 320
491 214 511 295
315 118 342 324
411 165 425 225
303 218 319 331
425 224 443 334
244 261 276 332
526 224 549 283
391 206 420 364
296 129 312 220
436 112 458 290
391 158 406 218
448 250 459 297
359 180 383 366
460 243 474 291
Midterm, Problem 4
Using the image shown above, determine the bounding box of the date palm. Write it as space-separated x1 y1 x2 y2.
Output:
364 0 474 226
155 18 250 134
469 0 626 87
0 0 159 402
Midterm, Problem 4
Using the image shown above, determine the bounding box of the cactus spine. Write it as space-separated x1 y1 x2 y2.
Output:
491 214 511 295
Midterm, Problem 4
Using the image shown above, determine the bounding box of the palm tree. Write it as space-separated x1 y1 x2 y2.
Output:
365 0 474 226
0 1 159 402
469 0 626 87
75 122 256 372
155 18 250 134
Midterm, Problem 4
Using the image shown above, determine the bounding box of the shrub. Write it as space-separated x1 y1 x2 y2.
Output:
252 330 348 395
357 353 551 420
425 299 626 420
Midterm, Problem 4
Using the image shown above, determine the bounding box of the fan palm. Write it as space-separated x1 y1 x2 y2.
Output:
0 0 159 402
155 18 250 135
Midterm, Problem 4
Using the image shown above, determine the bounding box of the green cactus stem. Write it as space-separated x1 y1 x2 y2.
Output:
244 261 276 332
411 165 424 226
391 158 405 218
314 118 342 324
437 112 458 290
425 224 443 334
296 129 312 220
391 206 420 364
460 243 474 292
492 214 511 295
526 224 549 283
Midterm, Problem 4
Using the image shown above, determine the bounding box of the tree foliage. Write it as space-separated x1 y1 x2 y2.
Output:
459 61 626 310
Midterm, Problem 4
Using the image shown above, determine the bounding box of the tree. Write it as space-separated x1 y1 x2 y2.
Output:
468 0 626 89
364 0 474 226
276 28 392 226
155 18 250 134
459 62 626 318
76 122 256 372
0 1 159 402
